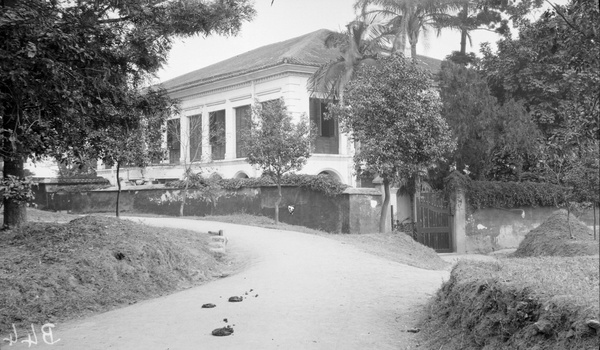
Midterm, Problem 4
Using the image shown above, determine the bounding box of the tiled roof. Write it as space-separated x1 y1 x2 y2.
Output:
160 29 442 91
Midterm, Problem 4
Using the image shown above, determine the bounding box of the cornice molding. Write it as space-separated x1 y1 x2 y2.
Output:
170 64 317 101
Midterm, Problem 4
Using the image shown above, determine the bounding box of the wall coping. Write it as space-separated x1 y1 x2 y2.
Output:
87 184 382 196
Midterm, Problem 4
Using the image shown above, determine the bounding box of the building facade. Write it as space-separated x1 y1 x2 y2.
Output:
97 29 441 188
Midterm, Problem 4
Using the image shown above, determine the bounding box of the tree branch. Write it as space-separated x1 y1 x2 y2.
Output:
544 0 589 40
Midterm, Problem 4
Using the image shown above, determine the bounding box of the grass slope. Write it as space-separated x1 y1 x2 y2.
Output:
0 215 234 333
514 210 599 257
418 257 600 350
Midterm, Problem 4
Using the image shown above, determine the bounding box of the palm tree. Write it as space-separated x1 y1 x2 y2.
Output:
432 0 505 57
431 0 543 60
355 0 452 58
307 5 389 102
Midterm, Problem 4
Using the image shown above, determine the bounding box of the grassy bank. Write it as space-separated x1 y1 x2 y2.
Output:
0 214 237 334
418 256 600 349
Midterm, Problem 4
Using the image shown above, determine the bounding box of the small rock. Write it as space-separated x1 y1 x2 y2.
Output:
534 320 553 335
201 303 216 308
586 320 600 331
406 328 420 333
212 326 234 336
223 318 228 323
228 296 243 302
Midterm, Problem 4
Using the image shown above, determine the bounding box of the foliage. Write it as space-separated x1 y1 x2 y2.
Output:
243 99 313 223
244 99 313 180
437 60 542 181
445 171 569 209
478 0 599 161
0 0 255 226
279 173 348 197
0 176 35 204
331 54 454 231
334 54 453 184
562 153 599 205
432 0 543 56
445 50 477 66
355 0 453 58
170 174 348 197
307 6 386 100
57 159 98 178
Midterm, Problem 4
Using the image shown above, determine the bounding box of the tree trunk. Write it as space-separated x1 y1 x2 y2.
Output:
567 204 573 239
275 181 282 224
460 29 468 56
3 157 27 228
179 182 188 217
410 42 417 59
115 161 121 217
459 3 469 55
594 203 597 241
379 178 390 233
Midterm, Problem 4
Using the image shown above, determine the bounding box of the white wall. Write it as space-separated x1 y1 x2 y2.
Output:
121 66 358 185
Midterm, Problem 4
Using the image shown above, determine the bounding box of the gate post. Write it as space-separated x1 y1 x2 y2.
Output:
453 188 467 254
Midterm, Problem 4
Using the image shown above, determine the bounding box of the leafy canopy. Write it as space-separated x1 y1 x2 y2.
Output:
0 0 256 166
244 99 313 180
0 0 255 226
437 60 541 181
332 54 455 183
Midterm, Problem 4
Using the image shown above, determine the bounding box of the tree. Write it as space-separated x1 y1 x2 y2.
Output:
166 109 226 217
307 5 388 101
437 60 541 181
86 90 170 217
479 0 598 143
479 0 598 191
0 0 255 227
355 0 453 58
331 54 454 232
243 99 313 224
433 0 543 59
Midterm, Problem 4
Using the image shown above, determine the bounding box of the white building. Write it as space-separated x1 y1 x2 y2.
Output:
98 29 441 188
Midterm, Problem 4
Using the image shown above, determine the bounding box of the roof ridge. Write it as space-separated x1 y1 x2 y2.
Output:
281 29 331 61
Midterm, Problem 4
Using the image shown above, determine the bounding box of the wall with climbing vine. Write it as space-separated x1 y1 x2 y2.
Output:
444 171 598 253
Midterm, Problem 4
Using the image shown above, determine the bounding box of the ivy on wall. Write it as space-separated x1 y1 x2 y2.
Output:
168 174 348 197
445 171 569 209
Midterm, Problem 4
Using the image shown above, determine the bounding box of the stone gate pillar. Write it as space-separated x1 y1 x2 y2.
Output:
453 188 467 254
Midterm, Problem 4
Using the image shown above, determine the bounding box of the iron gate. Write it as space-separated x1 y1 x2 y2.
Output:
415 192 453 253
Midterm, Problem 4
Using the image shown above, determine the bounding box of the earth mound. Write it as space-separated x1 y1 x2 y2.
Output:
513 210 599 257
0 215 228 332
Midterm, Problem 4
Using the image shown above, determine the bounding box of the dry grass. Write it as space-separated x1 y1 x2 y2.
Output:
23 208 82 223
418 256 600 350
514 209 599 257
0 215 237 334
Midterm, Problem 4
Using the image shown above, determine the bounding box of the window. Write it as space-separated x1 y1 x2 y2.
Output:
309 98 339 154
310 98 335 137
188 114 202 162
167 119 180 164
209 110 226 160
235 105 251 158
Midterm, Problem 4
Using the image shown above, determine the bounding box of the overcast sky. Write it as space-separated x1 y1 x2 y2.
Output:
155 0 553 83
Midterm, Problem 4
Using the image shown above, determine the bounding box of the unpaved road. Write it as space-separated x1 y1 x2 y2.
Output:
5 218 449 350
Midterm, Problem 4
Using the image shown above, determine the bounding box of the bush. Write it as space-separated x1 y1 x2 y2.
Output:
445 171 569 209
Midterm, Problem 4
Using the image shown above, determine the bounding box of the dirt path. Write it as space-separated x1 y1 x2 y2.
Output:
6 217 449 350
